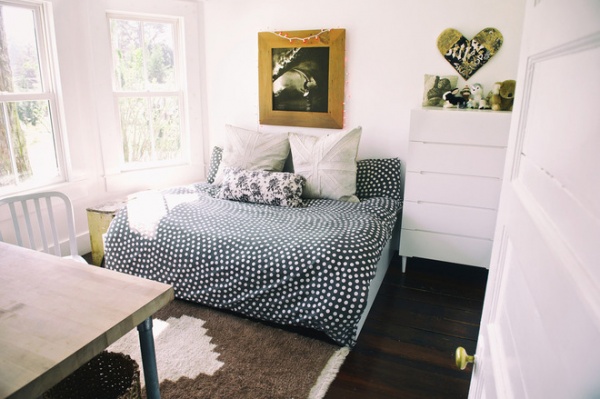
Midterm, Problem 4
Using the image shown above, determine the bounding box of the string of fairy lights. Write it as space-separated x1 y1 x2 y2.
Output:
270 29 331 43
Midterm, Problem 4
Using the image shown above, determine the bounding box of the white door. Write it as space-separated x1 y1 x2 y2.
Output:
468 0 600 398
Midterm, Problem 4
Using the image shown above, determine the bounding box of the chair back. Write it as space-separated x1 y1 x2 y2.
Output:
0 191 83 261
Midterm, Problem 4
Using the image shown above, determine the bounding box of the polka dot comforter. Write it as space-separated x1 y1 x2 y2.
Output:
105 164 402 346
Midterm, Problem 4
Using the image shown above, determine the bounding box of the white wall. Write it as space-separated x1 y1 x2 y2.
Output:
203 0 526 161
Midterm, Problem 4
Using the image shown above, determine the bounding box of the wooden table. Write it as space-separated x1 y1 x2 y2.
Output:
0 242 174 399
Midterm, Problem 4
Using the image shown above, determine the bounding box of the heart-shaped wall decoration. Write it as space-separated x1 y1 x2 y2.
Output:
437 28 503 80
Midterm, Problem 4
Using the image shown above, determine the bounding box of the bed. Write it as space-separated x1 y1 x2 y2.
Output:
104 127 402 347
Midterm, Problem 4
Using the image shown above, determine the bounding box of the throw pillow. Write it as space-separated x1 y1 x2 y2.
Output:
213 125 290 184
218 167 305 207
206 146 223 184
289 127 361 202
356 158 403 201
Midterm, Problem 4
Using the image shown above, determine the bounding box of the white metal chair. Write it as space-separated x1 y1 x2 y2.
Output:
0 191 87 263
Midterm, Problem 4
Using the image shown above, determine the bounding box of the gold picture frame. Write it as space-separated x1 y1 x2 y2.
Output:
258 29 345 129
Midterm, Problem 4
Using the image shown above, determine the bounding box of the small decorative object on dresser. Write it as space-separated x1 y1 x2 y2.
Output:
468 83 489 109
488 79 516 111
422 74 459 107
399 108 511 272
442 88 468 108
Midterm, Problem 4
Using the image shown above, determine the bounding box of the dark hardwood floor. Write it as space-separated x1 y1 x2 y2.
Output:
325 255 488 399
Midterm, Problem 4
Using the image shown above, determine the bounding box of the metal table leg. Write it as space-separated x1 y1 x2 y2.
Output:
137 317 160 399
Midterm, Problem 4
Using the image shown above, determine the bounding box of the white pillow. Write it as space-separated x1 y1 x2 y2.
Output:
289 127 362 202
213 125 290 184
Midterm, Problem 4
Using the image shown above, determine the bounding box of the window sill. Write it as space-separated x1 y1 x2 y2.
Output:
103 164 205 194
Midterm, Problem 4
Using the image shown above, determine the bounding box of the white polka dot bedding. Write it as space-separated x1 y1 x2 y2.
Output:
105 158 402 346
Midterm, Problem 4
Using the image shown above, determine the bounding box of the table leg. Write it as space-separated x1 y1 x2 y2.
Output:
137 317 161 399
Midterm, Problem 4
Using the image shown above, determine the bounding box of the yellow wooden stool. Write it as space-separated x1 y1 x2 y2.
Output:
86 200 127 266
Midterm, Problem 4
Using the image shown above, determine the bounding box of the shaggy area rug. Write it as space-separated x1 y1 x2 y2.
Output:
108 300 349 399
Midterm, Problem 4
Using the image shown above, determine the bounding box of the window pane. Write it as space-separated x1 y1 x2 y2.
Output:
110 19 176 91
118 96 181 164
145 22 175 90
0 101 59 187
0 5 42 93
152 97 180 160
111 19 145 91
118 97 150 162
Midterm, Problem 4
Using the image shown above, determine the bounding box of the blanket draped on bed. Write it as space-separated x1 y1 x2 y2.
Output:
105 183 401 346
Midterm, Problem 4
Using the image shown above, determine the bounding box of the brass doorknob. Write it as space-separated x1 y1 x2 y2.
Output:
455 347 474 370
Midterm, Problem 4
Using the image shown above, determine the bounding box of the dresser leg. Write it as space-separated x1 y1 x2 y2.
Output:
402 256 407 273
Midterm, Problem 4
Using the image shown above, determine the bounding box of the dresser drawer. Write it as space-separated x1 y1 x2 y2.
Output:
407 141 507 178
402 201 498 239
404 171 503 209
399 229 493 268
409 108 511 146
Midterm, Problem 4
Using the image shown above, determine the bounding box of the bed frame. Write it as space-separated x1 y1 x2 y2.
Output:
354 219 401 340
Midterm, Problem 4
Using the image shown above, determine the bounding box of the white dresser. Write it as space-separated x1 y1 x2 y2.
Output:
400 108 511 271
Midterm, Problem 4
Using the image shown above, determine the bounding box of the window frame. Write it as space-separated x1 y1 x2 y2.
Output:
107 12 189 172
0 0 68 195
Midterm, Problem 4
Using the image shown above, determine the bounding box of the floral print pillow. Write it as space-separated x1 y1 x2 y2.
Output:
218 168 305 207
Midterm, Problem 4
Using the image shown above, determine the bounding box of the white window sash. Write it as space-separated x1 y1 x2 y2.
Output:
107 12 188 171
0 0 67 194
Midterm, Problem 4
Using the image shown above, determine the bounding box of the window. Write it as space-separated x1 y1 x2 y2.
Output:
0 1 64 192
108 14 185 169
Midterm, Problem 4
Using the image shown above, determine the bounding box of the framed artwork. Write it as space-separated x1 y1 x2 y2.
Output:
258 29 345 129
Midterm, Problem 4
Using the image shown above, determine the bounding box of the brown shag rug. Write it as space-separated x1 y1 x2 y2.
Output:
108 300 349 399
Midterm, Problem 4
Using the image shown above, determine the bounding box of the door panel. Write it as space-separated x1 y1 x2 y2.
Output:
519 157 600 272
512 186 600 397
522 47 600 215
